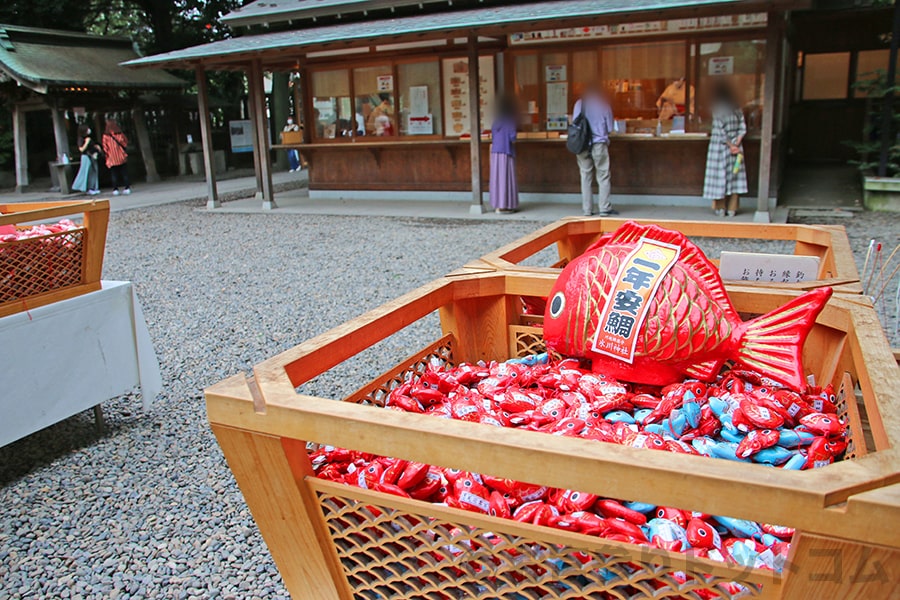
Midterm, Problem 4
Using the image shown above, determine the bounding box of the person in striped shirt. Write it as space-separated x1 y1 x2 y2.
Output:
102 120 132 196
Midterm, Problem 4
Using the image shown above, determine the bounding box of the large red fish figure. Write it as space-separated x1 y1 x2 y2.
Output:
543 222 832 389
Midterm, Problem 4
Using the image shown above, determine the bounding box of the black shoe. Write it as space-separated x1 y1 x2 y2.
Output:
598 209 620 216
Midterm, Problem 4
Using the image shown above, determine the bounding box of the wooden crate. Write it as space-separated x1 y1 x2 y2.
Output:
473 217 862 294
206 272 899 599
0 200 109 318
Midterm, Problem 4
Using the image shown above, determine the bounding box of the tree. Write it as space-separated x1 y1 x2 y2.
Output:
0 1 94 32
85 0 243 54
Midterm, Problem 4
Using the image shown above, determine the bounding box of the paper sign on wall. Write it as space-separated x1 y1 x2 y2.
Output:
229 119 253 153
545 65 567 82
409 85 429 115
718 252 820 283
708 56 734 76
377 75 394 91
546 82 568 117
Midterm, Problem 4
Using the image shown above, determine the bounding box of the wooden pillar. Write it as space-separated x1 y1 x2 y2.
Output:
13 104 28 193
196 66 220 208
132 107 160 183
49 102 69 161
245 73 263 199
250 59 275 209
754 12 782 223
467 35 484 214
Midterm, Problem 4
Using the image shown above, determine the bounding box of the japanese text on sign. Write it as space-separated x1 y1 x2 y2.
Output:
591 239 681 363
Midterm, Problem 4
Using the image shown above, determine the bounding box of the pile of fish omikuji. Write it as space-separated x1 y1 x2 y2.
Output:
312 353 849 583
0 219 80 242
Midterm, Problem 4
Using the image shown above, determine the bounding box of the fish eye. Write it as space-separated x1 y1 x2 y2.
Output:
549 292 566 319
464 480 472 487
657 509 665 517
698 529 708 537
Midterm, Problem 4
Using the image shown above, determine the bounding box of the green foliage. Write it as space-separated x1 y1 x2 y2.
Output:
845 69 900 177
85 0 242 54
0 1 94 32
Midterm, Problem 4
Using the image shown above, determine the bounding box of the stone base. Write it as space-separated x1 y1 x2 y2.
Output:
863 175 900 211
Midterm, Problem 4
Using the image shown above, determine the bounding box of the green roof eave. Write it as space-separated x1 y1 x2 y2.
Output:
126 0 792 69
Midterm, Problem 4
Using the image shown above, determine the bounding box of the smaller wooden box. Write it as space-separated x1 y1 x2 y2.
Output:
0 200 109 318
281 130 303 145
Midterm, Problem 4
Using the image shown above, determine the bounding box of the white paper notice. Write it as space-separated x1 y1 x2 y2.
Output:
708 56 734 75
719 252 820 283
409 85 429 115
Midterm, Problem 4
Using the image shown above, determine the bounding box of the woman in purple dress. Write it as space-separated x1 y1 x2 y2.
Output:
489 95 519 214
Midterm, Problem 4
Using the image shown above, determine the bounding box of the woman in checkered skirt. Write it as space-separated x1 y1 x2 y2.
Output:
703 80 748 217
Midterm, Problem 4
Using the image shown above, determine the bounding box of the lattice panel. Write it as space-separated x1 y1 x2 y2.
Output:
0 229 86 303
512 325 546 359
346 337 455 407
834 372 866 460
315 489 768 600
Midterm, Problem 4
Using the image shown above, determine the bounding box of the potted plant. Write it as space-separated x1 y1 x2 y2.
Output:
846 69 900 211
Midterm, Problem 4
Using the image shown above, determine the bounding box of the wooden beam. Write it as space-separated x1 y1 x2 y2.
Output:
467 34 483 214
195 66 220 208
250 59 276 209
754 11 782 223
13 104 28 192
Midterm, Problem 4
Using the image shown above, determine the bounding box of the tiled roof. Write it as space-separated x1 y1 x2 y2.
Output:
0 24 185 93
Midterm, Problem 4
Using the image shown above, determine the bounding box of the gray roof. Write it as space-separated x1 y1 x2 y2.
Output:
222 0 444 27
0 24 185 93
127 0 764 69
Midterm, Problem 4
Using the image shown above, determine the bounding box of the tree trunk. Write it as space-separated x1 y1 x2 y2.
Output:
272 72 290 171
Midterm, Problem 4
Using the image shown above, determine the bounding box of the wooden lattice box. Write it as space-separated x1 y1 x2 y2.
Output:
0 200 109 317
471 217 861 294
206 272 899 599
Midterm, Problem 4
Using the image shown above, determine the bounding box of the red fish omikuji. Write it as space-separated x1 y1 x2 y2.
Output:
543 222 831 390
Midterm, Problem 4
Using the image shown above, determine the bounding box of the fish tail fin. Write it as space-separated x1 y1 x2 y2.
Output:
734 287 833 390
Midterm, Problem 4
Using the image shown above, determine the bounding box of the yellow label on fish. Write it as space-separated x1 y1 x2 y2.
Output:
591 238 681 363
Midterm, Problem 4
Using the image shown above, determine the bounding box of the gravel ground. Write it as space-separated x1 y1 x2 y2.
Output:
1 204 897 599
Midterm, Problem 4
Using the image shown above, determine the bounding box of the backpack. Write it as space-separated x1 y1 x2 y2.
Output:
566 108 592 154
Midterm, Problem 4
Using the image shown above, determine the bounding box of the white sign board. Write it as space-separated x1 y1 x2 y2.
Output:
510 13 766 45
708 56 735 76
409 85 429 115
229 119 253 153
719 252 820 283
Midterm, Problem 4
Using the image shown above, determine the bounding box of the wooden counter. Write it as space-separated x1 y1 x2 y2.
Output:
276 136 761 197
